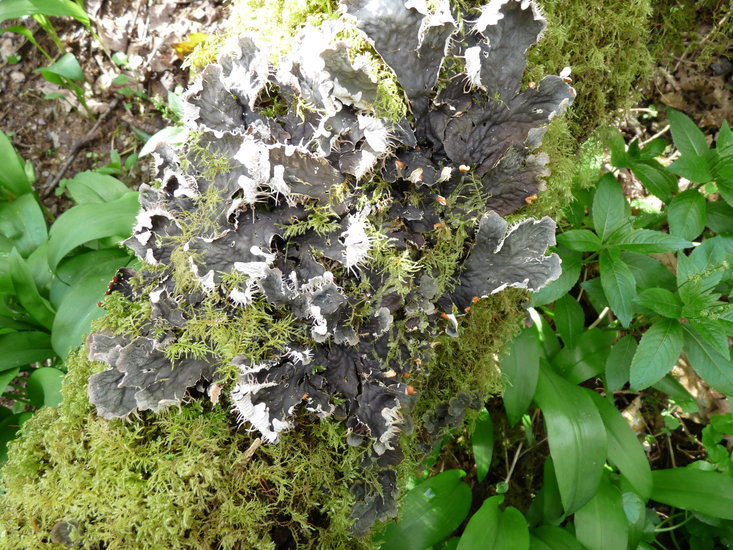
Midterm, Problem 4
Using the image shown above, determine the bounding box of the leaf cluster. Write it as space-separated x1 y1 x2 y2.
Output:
0 130 138 463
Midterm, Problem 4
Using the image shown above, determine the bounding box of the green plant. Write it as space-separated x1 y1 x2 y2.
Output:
376 109 733 550
0 130 138 462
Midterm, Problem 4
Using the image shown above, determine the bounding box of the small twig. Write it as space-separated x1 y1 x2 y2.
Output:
588 306 610 330
673 14 729 72
640 124 670 147
504 441 524 486
233 437 262 477
40 98 120 199
666 434 677 469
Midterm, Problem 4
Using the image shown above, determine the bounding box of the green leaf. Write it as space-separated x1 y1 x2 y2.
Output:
635 288 683 319
0 130 31 197
501 327 541 427
619 252 676 291
553 294 585 349
534 362 607 514
667 189 706 240
557 230 602 252
378 470 472 550
688 318 729 359
532 247 582 307
606 128 629 168
605 335 637 392
528 308 561 359
599 251 636 327
52 250 130 358
592 174 626 242
530 526 588 550
34 52 85 83
0 367 20 395
669 154 713 184
629 319 684 390
587 391 652 500
639 138 669 159
0 411 33 462
552 328 618 385
0 331 55 372
526 458 563 527
0 193 48 257
580 278 609 315
682 325 733 395
651 467 733 520
629 160 677 202
65 171 131 204
457 496 529 550
706 201 733 235
667 107 710 159
27 366 64 408
8 248 56 329
608 229 691 253
623 492 647 550
47 192 139 270
472 408 494 483
574 477 628 550
0 0 89 24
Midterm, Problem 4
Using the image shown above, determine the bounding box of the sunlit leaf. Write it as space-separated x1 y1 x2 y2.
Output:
472 408 494 483
27 366 64 408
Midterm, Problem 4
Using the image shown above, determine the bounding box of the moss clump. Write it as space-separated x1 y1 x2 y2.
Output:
527 0 655 139
0 349 378 549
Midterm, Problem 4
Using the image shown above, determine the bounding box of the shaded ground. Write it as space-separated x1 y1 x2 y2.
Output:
0 0 227 216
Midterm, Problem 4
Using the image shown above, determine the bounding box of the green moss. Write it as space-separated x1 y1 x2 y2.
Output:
528 0 655 139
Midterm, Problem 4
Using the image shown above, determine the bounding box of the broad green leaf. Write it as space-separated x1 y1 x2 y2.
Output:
689 236 733 271
26 243 53 295
718 120 733 152
587 391 652 500
592 174 625 242
472 408 494 483
706 201 733 235
629 160 677 202
552 328 617 385
652 375 697 411
629 319 684 390
47 192 139 270
651 467 733 520
526 458 563 527
605 335 637 392
669 154 713 183
553 294 584 349
0 0 89 24
608 229 691 253
0 367 20 394
528 307 561 359
556 230 602 252
579 278 609 315
501 327 541 427
0 193 48 257
635 288 683 319
66 171 131 204
688 318 729 359
668 189 706 240
378 470 471 550
606 128 629 168
667 107 709 159
530 526 588 550
619 252 676 291
639 138 669 159
623 492 647 550
574 477 628 550
457 496 529 550
682 324 733 395
532 247 582 307
35 52 85 83
0 331 55 372
27 366 64 408
0 130 31 197
534 363 607 514
8 248 55 329
0 411 33 462
599 251 636 327
51 250 130 358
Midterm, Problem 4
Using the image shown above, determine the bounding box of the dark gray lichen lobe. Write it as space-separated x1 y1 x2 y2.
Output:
86 0 571 531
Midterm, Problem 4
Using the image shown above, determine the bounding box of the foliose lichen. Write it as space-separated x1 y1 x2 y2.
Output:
3 0 576 545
